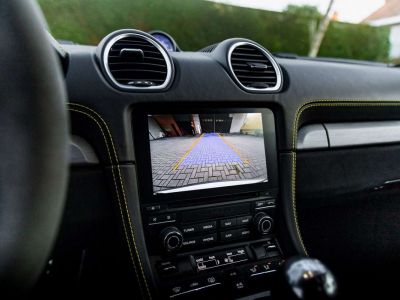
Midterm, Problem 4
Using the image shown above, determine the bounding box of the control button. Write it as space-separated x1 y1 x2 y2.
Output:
236 228 251 239
160 227 183 252
265 239 278 250
187 280 201 289
197 221 217 232
169 285 184 297
199 233 217 245
145 205 161 212
182 225 197 235
248 264 261 275
224 269 240 281
254 200 268 209
220 218 237 228
165 213 176 222
232 278 247 293
157 261 178 276
182 237 198 248
205 275 217 285
251 244 268 260
149 215 161 224
237 215 252 225
220 229 238 241
266 250 280 258
266 199 276 207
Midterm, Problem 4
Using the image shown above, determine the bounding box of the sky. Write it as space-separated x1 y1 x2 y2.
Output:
208 0 386 23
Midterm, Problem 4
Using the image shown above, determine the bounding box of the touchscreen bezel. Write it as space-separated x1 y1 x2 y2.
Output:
133 107 278 204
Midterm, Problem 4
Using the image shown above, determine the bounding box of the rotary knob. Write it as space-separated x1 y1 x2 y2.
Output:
160 227 183 252
253 212 274 235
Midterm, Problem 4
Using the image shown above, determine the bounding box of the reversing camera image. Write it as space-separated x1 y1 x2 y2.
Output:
149 113 268 193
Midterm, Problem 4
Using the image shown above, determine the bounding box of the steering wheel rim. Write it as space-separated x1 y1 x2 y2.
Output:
0 0 68 292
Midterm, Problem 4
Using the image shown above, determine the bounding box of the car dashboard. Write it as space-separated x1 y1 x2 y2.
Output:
42 28 400 299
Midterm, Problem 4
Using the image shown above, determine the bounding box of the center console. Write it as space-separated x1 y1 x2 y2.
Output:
134 108 283 299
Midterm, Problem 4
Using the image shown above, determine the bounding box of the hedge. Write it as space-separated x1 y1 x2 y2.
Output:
38 0 390 62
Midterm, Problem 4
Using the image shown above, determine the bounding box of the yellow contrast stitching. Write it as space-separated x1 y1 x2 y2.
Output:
291 99 400 256
68 106 150 299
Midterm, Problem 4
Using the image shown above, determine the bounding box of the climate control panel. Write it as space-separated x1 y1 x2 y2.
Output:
142 194 282 299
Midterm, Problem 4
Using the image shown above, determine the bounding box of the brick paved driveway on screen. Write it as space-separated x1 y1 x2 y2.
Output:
150 133 267 192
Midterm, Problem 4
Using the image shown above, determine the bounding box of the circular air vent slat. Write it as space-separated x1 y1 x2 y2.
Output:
102 31 173 90
231 57 272 63
228 42 282 92
108 56 166 63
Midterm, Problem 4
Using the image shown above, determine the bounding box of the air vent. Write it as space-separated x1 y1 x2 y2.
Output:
228 42 282 92
103 32 173 90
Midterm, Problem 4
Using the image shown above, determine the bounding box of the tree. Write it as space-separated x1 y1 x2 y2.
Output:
308 0 336 57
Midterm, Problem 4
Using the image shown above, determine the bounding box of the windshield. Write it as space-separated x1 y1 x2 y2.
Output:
38 0 398 63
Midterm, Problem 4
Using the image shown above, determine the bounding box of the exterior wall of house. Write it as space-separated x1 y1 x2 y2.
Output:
390 24 400 58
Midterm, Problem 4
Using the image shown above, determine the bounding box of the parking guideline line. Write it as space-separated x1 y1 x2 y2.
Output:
216 133 249 164
172 133 204 170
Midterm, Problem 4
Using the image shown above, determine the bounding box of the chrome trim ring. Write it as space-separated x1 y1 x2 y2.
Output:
227 41 282 92
102 32 173 91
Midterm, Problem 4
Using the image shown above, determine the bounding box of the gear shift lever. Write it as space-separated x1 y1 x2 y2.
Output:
283 256 338 300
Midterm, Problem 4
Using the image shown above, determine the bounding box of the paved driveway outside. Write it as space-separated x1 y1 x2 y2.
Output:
150 133 267 192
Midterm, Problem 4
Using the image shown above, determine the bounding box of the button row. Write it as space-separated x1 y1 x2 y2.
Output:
182 233 217 248
168 275 222 298
194 248 248 271
254 199 276 210
148 213 176 225
220 215 252 228
183 228 251 249
223 259 284 296
220 228 251 241
182 221 217 235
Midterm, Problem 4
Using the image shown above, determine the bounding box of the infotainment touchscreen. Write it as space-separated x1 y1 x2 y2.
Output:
148 113 268 194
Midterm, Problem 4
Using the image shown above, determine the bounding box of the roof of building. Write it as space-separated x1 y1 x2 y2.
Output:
364 0 400 23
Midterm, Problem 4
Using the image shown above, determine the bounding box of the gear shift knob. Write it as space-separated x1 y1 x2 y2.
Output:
284 256 337 300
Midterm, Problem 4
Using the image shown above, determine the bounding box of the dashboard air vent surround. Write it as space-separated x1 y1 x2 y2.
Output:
102 32 173 91
199 43 219 53
228 42 282 92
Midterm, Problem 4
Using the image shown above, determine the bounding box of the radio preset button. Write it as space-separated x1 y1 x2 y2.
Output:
237 215 252 225
236 228 251 239
220 218 237 228
220 230 238 241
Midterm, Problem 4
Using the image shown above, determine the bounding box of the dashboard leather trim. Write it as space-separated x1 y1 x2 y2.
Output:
292 100 400 257
67 103 152 300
